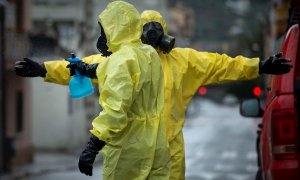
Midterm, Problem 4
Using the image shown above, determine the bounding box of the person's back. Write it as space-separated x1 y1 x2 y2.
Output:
90 2 170 179
97 41 169 178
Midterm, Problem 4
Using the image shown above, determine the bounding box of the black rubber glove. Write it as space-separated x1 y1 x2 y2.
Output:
259 52 292 75
66 62 98 79
78 134 105 176
14 58 47 77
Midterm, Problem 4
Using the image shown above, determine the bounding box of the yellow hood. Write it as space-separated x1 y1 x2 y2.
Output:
98 1 142 53
141 10 168 34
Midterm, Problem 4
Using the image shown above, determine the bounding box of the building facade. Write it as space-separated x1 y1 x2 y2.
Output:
0 0 33 173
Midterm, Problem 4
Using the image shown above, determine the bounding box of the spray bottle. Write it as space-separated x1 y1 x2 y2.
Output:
67 53 94 98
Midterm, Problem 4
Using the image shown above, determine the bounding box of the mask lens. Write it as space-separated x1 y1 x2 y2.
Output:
153 22 163 30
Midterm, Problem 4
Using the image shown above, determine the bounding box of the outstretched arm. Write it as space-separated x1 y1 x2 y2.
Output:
44 54 105 85
179 48 291 104
179 48 260 101
258 52 292 75
14 54 106 85
14 58 47 78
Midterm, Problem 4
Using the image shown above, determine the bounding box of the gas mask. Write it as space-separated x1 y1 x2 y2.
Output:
96 22 112 57
141 22 175 53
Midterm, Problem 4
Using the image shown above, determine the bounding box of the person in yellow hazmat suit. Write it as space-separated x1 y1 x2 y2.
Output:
16 2 171 179
139 10 289 179
14 9 292 180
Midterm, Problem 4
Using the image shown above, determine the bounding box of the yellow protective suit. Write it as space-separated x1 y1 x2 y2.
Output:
141 10 260 180
91 2 170 180
44 54 105 85
43 9 259 180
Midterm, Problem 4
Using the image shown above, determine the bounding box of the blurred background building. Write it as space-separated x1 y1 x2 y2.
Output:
0 0 299 176
0 0 32 173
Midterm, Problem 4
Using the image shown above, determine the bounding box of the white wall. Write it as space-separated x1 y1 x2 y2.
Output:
30 78 88 150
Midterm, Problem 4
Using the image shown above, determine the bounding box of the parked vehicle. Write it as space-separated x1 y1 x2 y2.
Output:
240 23 300 180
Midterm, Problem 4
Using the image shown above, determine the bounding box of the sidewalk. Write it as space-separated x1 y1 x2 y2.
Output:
0 149 102 180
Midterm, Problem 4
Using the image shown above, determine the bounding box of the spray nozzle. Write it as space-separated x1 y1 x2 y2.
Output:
68 53 81 63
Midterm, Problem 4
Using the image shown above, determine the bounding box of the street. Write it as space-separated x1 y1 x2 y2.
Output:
22 98 259 180
184 98 259 180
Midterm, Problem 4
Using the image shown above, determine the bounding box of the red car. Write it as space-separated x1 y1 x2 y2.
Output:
240 23 300 180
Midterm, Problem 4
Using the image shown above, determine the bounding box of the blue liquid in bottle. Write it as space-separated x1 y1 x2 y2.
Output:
68 53 94 99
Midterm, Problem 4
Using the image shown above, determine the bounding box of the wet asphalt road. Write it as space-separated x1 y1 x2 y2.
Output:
28 98 260 180
184 98 259 180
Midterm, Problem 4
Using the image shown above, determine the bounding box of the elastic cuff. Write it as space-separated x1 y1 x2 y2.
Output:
258 61 262 75
88 64 99 79
91 134 106 150
40 63 47 77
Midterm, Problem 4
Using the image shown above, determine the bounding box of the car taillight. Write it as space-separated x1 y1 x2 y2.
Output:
253 86 261 97
198 86 207 95
271 109 298 160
